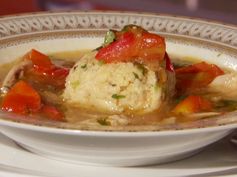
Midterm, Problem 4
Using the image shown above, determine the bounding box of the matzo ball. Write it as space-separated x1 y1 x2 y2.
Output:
63 52 163 114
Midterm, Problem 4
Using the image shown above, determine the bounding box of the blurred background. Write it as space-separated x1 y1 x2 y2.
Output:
0 0 236 25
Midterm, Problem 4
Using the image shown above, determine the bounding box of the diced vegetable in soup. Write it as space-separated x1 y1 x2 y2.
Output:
0 24 236 128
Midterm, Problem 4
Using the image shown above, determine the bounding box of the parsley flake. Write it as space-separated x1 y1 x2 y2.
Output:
81 64 87 69
97 118 111 126
98 60 105 65
135 63 148 75
93 46 103 51
133 72 139 79
112 94 126 99
103 30 116 46
71 81 80 89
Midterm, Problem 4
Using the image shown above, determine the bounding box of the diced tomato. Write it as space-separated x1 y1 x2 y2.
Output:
26 49 53 70
41 105 64 122
175 62 224 93
138 32 165 61
1 80 41 114
24 49 69 88
172 95 212 115
175 62 224 75
95 26 166 64
95 32 137 63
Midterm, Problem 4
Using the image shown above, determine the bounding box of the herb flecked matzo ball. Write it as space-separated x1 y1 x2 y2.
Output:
63 52 163 114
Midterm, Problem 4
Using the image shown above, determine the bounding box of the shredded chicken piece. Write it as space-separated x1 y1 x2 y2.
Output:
0 60 32 95
208 73 237 100
186 112 222 119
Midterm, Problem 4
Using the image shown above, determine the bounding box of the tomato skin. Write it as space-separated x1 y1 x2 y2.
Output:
95 27 166 63
175 62 224 93
164 52 174 72
1 80 41 114
172 95 212 115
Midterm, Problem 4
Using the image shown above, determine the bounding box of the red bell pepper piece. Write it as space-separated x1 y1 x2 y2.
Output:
175 62 224 92
1 80 41 114
95 27 165 63
25 49 69 88
172 95 212 115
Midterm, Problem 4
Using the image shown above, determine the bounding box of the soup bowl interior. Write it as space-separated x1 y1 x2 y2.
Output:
0 11 236 166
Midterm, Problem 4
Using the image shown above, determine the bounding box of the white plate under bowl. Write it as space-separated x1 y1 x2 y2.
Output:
0 11 236 166
0 133 237 177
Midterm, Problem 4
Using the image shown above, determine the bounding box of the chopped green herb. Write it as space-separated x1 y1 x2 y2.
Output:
133 72 139 79
112 94 126 99
93 46 103 51
81 64 87 69
72 65 78 71
217 53 222 57
71 81 80 89
135 63 148 75
97 117 111 126
98 60 105 65
103 30 116 46
154 83 160 91
172 60 193 69
175 95 187 104
215 100 237 111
